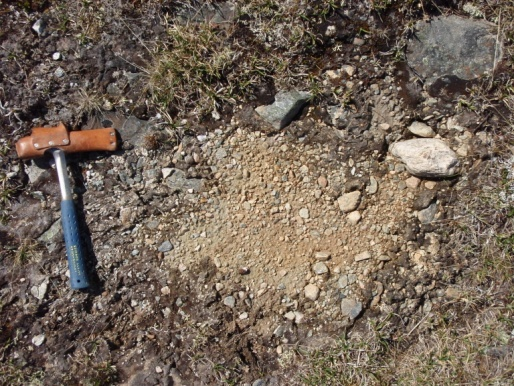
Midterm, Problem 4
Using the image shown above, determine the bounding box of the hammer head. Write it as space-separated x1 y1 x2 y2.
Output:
15 122 118 159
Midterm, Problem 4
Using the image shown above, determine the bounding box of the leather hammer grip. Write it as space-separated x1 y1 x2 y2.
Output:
16 126 118 159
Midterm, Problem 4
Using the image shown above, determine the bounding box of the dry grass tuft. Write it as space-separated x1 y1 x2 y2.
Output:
147 21 237 118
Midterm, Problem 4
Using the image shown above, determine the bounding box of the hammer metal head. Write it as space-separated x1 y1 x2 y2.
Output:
15 122 118 159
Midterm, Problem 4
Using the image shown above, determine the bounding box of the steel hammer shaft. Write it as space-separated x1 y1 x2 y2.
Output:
49 149 89 289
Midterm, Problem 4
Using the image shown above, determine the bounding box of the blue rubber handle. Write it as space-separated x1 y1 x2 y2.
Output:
61 199 89 289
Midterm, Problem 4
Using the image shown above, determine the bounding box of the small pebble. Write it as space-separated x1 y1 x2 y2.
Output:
32 334 45 347
313 262 329 275
161 286 171 295
406 176 421 189
304 284 320 301
215 283 224 292
239 267 250 275
314 251 330 261
347 211 361 225
54 67 65 78
239 312 249 320
223 296 236 308
355 251 372 262
284 311 296 320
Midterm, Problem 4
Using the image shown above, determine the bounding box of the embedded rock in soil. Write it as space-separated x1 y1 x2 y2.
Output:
340 298 363 320
354 251 371 262
413 190 437 210
165 168 204 192
158 240 173 253
418 202 438 224
390 139 459 178
255 90 311 130
4 196 54 240
37 220 61 244
347 210 361 225
313 262 329 275
407 15 502 86
224 296 236 308
85 112 155 147
177 1 238 25
314 251 330 261
25 162 51 184
337 191 361 213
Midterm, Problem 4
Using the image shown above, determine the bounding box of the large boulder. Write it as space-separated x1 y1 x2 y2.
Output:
407 15 501 86
390 139 459 178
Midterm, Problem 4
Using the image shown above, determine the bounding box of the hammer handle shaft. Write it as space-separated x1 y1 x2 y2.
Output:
61 199 89 289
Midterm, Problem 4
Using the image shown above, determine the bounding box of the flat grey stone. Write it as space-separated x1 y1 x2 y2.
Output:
5 196 54 240
215 148 228 160
367 176 379 195
340 298 363 320
38 220 61 244
223 295 236 308
313 262 329 275
314 251 330 261
158 240 173 252
338 275 348 289
407 15 502 86
354 251 371 262
255 90 311 129
85 112 155 148
390 139 459 178
165 168 204 192
413 190 437 210
143 168 161 183
177 2 238 25
418 202 438 224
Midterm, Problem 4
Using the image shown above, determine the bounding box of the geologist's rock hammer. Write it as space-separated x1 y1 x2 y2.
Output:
15 123 118 289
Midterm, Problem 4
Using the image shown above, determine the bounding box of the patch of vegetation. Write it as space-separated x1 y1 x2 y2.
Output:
290 324 391 385
83 362 118 386
147 21 238 118
0 328 44 386
146 0 345 120
0 141 17 225
0 360 44 386
13 240 38 265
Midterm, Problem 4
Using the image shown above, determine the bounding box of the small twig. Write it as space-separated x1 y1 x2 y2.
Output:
405 313 430 337
489 9 502 90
